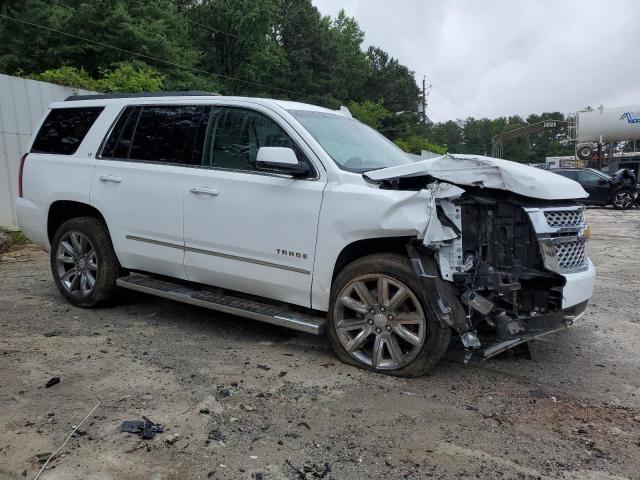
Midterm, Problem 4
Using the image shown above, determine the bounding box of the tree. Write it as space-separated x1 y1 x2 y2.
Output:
347 99 390 129
394 136 446 155
364 46 420 114
0 0 205 89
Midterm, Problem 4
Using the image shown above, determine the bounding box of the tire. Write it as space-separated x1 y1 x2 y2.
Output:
612 189 634 210
577 145 593 160
326 253 452 377
50 217 119 307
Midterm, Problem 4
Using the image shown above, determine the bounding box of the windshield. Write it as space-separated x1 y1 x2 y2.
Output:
289 109 412 172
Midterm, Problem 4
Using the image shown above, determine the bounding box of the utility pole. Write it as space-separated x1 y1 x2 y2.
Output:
419 76 432 125
422 76 426 124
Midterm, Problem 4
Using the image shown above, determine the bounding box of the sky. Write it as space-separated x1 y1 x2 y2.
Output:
313 0 640 121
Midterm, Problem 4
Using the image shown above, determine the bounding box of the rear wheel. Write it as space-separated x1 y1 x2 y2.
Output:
612 189 634 210
327 254 451 377
50 217 119 307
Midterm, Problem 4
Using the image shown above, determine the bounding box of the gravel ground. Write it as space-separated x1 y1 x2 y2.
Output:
1 208 639 480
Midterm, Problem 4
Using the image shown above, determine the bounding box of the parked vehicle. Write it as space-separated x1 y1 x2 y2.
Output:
552 167 638 209
16 93 596 376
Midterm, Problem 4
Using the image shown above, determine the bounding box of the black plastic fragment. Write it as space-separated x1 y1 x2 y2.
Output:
121 416 164 439
45 377 60 388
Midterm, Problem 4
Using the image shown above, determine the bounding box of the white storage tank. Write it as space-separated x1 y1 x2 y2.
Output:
577 105 640 142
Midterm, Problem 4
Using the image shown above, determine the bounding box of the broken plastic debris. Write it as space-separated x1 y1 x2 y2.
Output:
121 417 164 439
45 377 60 388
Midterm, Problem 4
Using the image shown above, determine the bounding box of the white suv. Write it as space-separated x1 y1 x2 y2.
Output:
16 92 596 376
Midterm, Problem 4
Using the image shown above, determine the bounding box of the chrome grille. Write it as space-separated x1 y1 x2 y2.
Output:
555 239 586 270
544 209 584 228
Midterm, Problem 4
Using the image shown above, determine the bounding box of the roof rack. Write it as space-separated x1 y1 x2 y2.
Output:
64 91 219 101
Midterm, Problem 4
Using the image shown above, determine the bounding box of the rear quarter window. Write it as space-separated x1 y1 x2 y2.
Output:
31 107 104 155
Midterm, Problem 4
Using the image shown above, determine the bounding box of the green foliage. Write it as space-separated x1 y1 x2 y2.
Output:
31 64 165 92
394 136 446 155
30 66 95 90
96 64 164 92
0 226 28 246
347 100 390 129
0 0 572 162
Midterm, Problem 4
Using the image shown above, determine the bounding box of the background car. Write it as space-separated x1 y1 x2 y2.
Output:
552 168 638 209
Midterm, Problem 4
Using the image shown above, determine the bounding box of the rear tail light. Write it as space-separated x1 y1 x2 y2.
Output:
18 153 27 198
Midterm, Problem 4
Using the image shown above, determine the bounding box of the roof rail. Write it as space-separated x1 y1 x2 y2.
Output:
64 91 219 101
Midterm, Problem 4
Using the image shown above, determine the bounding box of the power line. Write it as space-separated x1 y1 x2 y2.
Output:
0 13 315 100
425 108 448 123
420 72 480 117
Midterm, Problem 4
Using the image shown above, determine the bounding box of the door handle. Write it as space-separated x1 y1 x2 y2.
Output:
190 186 219 196
99 175 122 183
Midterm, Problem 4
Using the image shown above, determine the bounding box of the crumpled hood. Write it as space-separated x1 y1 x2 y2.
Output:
364 153 588 200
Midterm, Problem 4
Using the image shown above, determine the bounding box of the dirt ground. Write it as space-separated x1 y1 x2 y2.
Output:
1 208 640 480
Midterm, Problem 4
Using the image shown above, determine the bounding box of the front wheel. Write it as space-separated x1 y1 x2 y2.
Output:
327 254 451 377
612 189 634 210
50 217 119 307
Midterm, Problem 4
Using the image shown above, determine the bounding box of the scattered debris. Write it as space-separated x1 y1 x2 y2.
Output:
252 473 264 480
199 408 210 414
164 433 181 445
257 364 271 371
320 362 335 368
216 388 232 399
121 416 164 440
45 377 60 388
241 404 255 412
35 452 52 464
278 371 288 378
286 460 331 479
207 429 225 444
297 421 311 430
43 330 62 337
33 401 101 480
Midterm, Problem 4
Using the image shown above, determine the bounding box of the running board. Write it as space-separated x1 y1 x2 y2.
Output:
116 274 325 335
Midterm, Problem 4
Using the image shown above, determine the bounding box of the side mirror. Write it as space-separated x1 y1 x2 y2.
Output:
256 147 310 177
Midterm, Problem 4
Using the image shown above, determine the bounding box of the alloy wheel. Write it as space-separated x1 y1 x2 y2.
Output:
333 274 427 370
613 191 632 209
55 231 98 297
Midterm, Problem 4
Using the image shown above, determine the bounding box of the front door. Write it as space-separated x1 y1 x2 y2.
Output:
576 170 610 204
182 106 325 307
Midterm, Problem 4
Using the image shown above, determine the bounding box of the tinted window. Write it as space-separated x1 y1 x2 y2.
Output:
204 107 308 173
101 106 141 159
101 105 210 164
555 170 578 180
32 107 104 155
576 170 605 185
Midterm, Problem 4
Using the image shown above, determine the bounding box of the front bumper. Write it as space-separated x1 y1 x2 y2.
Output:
561 258 596 308
482 300 588 358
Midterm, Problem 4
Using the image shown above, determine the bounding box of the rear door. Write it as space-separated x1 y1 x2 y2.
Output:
91 104 209 278
181 105 325 307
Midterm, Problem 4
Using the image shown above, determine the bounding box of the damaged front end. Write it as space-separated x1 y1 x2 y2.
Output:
364 154 595 360
412 186 592 359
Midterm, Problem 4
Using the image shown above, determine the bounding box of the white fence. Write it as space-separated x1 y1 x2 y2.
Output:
0 74 95 228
